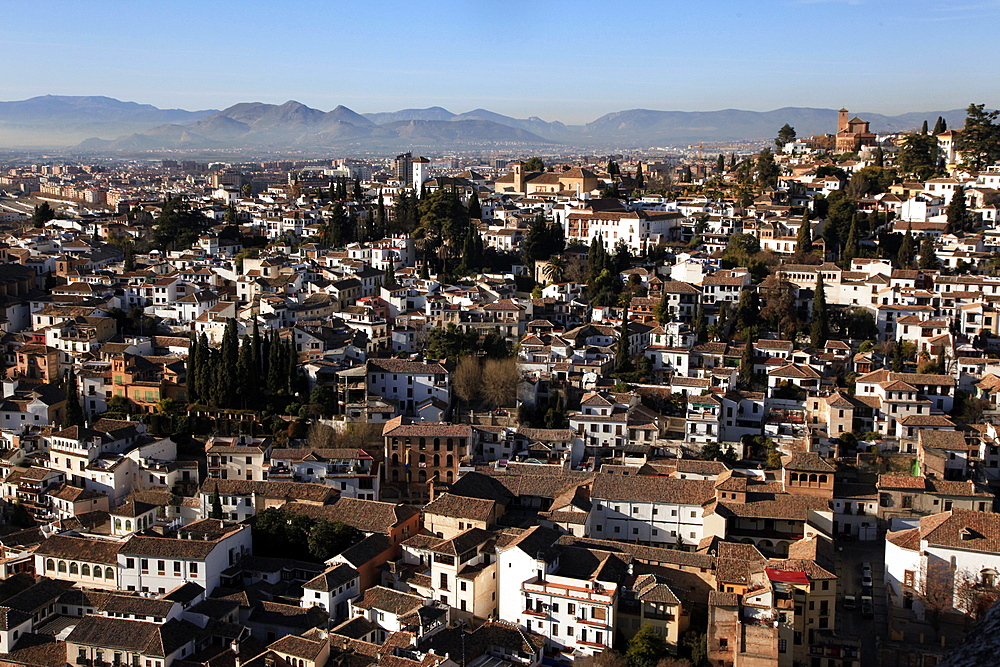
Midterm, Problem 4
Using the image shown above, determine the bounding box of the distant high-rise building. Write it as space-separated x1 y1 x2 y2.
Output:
412 157 430 195
395 152 413 185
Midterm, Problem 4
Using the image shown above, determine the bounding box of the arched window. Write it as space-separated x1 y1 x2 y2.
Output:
105 567 114 579
446 455 454 467
125 520 132 531
69 562 79 575
391 469 399 481
391 453 399 465
114 519 122 530
809 474 818 483
446 471 454 483
418 470 427 483
58 562 67 573
82 564 90 577
790 472 798 482
434 438 440 450
819 475 827 484
46 559 54 571
419 454 426 464
433 454 440 467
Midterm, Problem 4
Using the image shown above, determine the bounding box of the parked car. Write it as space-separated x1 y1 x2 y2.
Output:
861 595 874 618
862 562 873 577
861 574 873 588
844 594 856 610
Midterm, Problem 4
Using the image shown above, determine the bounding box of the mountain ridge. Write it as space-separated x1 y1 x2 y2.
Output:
0 95 972 152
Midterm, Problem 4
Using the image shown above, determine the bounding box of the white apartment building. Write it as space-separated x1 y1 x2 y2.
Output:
118 519 252 596
586 474 715 548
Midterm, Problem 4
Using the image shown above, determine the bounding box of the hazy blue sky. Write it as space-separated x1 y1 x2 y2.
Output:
4 0 998 123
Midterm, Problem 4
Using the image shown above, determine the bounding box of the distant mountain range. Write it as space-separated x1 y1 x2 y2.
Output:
0 95 971 153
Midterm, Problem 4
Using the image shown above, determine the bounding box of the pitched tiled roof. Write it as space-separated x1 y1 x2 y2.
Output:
920 509 1000 553
591 473 715 505
33 535 120 564
423 493 496 522
65 616 197 657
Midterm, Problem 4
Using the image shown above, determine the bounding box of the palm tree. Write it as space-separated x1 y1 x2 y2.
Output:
542 257 566 284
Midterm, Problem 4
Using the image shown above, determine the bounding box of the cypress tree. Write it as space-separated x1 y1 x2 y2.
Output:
237 338 255 409
267 332 284 394
874 146 884 168
810 274 828 348
843 215 859 266
946 185 968 233
932 116 945 136
260 330 271 383
589 236 607 281
286 338 299 395
919 237 940 270
188 336 199 403
210 488 224 520
196 334 213 406
796 213 813 254
615 305 634 373
252 320 262 378
716 154 725 173
739 341 754 388
921 120 928 135
64 369 85 427
376 190 387 238
897 225 915 268
694 305 708 342
467 190 482 220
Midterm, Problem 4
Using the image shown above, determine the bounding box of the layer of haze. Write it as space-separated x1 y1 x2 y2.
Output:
3 0 998 123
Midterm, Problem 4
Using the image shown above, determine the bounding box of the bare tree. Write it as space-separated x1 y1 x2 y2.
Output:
953 568 1000 622
481 357 518 409
575 651 627 667
453 356 482 408
913 556 957 632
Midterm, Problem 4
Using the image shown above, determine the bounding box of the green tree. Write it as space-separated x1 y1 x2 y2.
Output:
932 116 946 136
152 196 210 251
635 162 644 188
946 185 969 233
739 341 755 388
775 123 796 147
896 132 939 180
874 145 885 168
607 159 620 176
755 148 779 188
842 215 859 266
716 154 725 173
64 369 85 427
467 190 482 219
31 202 55 228
897 225 916 268
615 306 634 374
735 288 760 334
810 274 828 348
210 488 224 520
891 340 905 372
626 624 668 667
796 213 813 254
523 157 545 172
957 103 1000 171
919 237 940 270
307 521 362 561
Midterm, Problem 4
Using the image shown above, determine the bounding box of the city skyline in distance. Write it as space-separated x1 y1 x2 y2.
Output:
3 0 998 125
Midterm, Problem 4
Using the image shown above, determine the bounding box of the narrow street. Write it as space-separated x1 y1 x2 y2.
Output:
834 540 888 667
